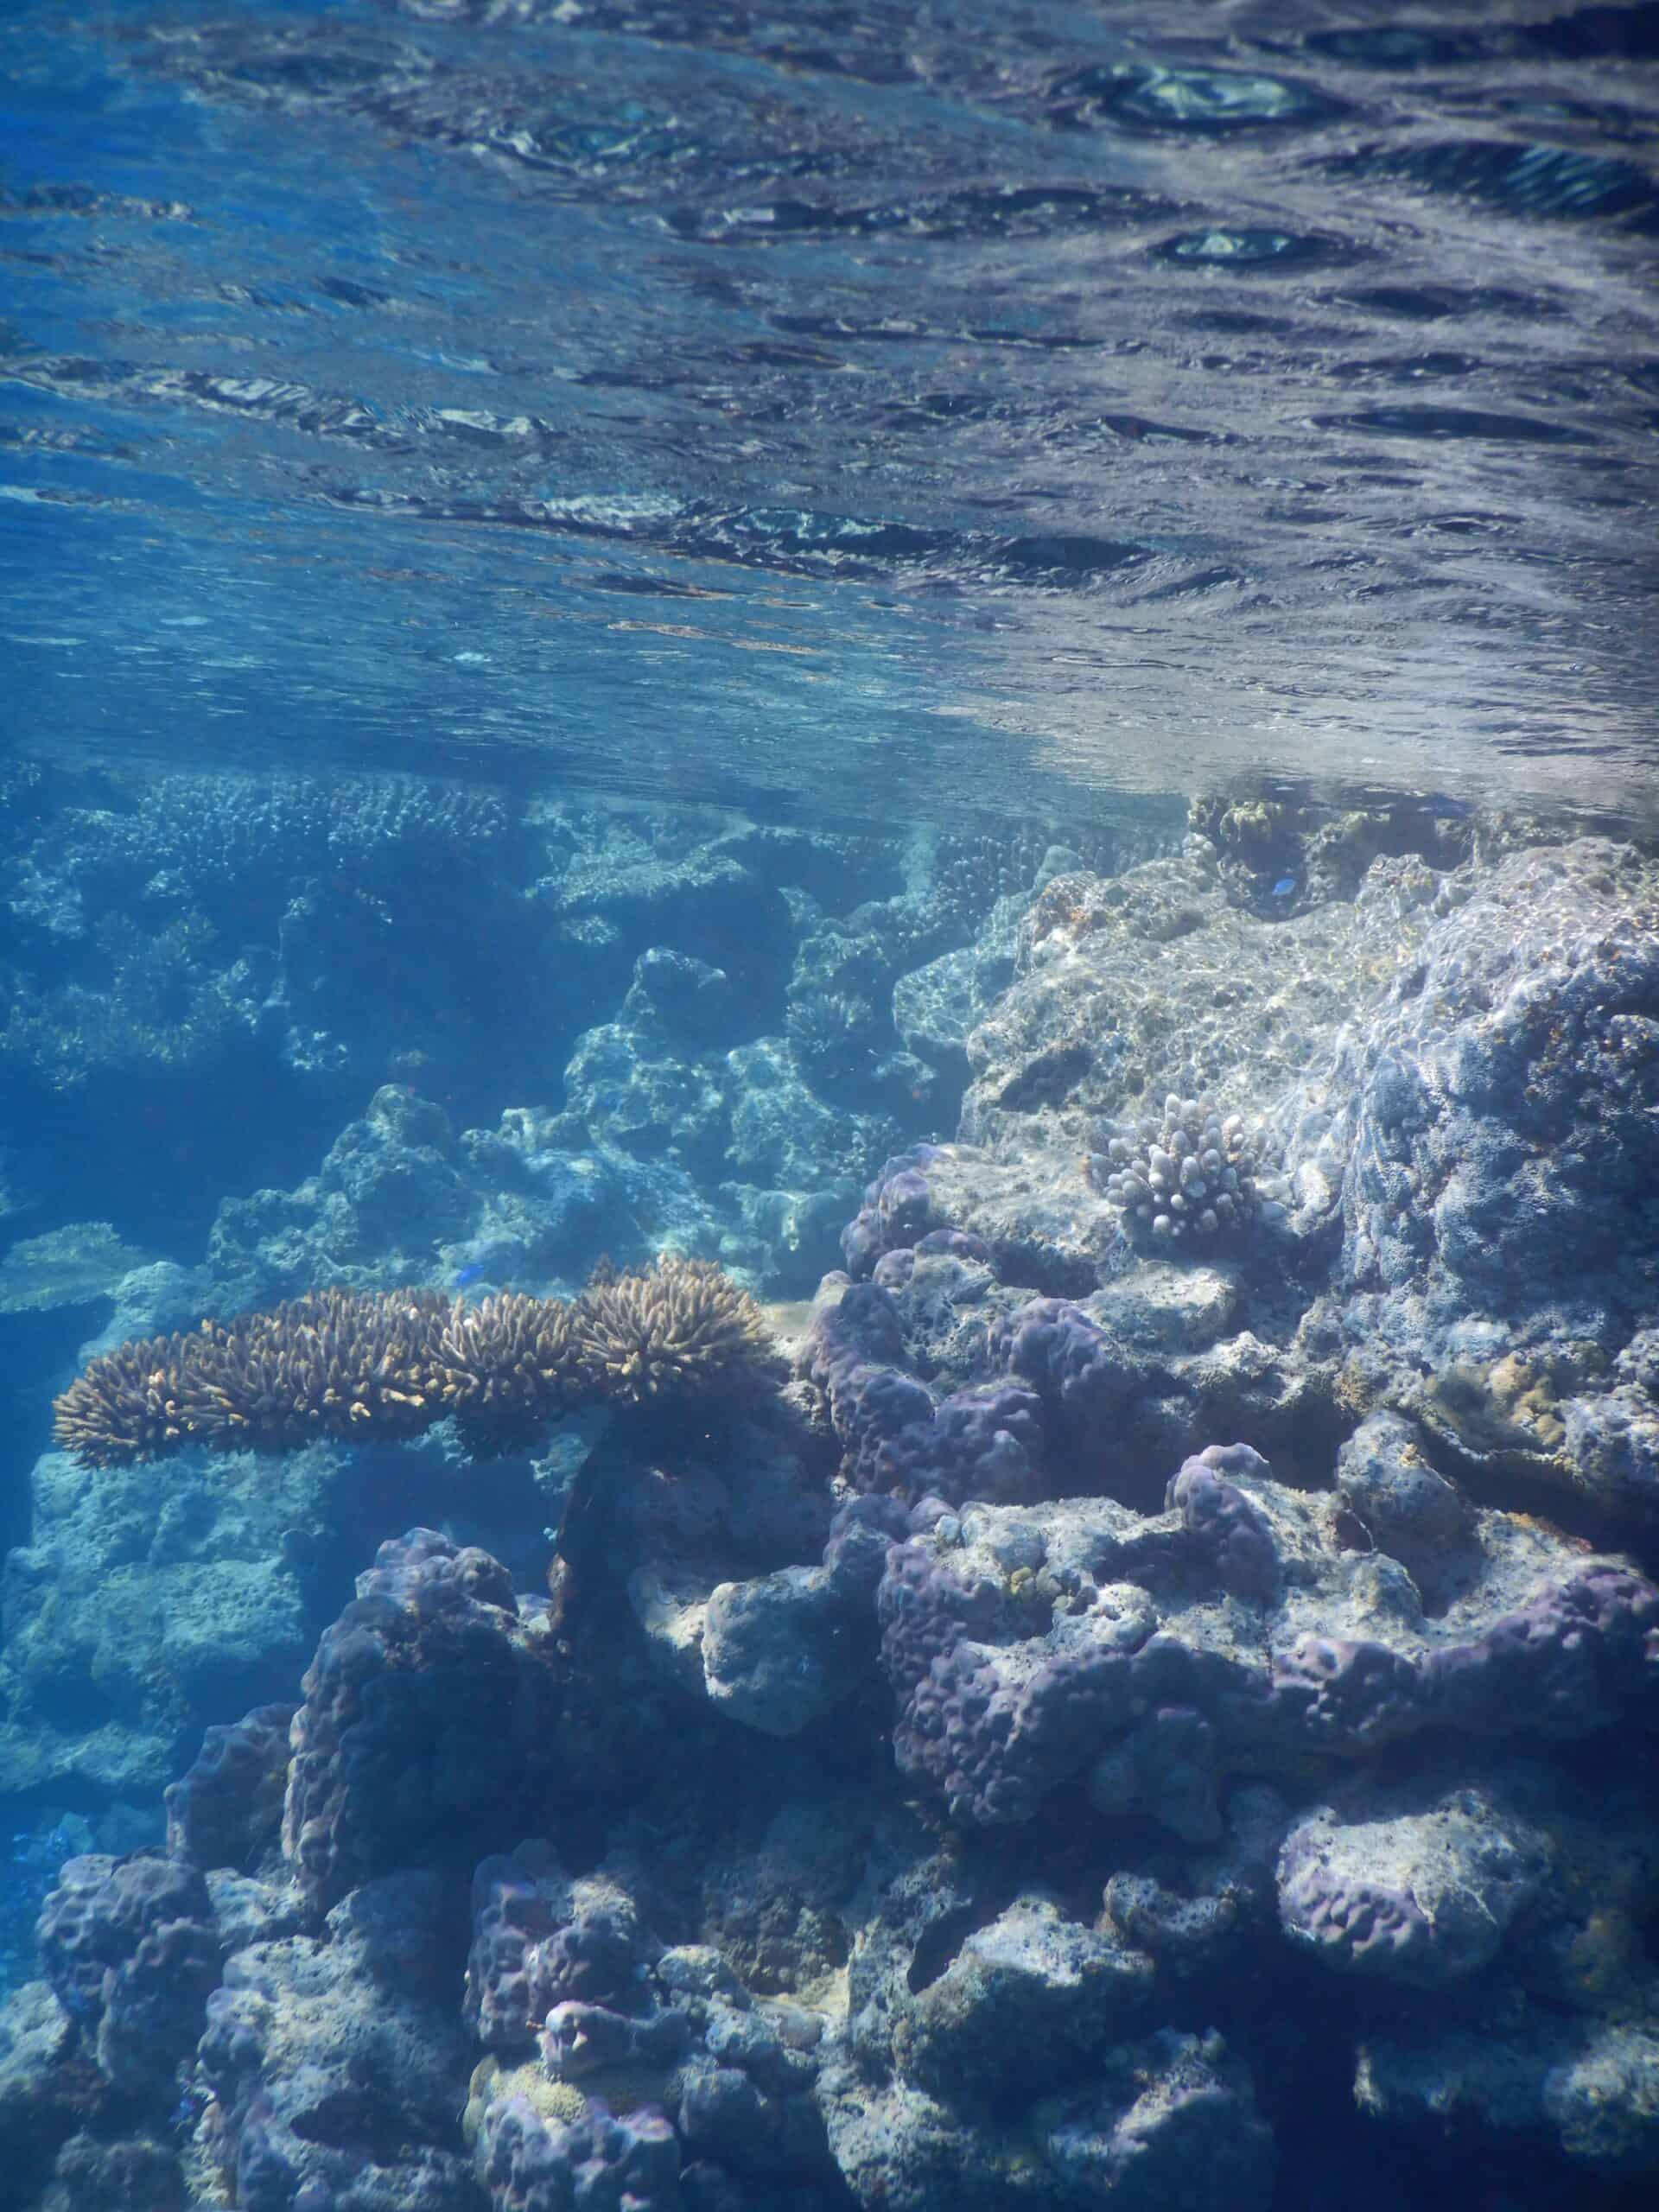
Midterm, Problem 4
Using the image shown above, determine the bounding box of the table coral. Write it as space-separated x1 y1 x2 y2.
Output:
52 1257 782 1467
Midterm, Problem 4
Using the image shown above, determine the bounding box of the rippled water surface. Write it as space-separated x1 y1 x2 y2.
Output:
3 0 1657 826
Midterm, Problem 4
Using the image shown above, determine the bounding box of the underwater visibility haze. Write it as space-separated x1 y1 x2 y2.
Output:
2 3 1659 2210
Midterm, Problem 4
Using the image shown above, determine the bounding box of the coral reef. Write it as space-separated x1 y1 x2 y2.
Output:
164 1703 296 1872
0 911 259 1093
1303 837 1659 1524
204 1084 627 1312
801 1268 1044 1508
480 2094 682 2212
844 1388 1658 1837
2 779 1020 1296
8 817 1659 2210
839 1146 947 1278
282 1529 562 1912
462 1839 835 2206
10 772 519 936
35 1851 221 2093
0 1433 317 1804
820 1815 1277 2212
11 1395 1659 2205
199 1869 474 2209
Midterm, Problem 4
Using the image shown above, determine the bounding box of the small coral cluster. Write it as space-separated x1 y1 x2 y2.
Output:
1089 1092 1277 1249
53 1257 777 1468
579 1256 778 1409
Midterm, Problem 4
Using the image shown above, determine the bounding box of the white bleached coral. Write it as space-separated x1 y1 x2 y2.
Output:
1090 1092 1282 1249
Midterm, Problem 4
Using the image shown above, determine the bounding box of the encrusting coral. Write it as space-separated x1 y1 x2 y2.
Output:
52 1257 778 1468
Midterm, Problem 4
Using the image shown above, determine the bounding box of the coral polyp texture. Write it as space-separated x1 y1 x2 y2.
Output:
434 1292 595 1458
51 1258 779 1466
50 1287 454 1465
1090 1091 1279 1249
573 1254 779 1408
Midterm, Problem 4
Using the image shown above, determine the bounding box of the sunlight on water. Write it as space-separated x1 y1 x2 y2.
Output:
1 0 1656 828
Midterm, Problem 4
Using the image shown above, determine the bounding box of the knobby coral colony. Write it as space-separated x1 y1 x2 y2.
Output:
52 1258 779 1471
1090 1091 1277 1249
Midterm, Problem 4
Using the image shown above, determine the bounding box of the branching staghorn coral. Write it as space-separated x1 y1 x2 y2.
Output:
52 1258 778 1468
1087 1091 1282 1251
575 1253 781 1408
51 1289 454 1465
433 1290 595 1458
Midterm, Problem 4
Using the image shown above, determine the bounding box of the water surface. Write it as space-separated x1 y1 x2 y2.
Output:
3 0 1656 825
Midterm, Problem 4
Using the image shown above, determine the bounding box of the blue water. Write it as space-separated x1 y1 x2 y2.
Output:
3 5 1659 2209
3 0 1656 823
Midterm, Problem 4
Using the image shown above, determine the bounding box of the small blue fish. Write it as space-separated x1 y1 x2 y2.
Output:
452 1262 486 1289
172 2084 208 2133
1272 876 1297 899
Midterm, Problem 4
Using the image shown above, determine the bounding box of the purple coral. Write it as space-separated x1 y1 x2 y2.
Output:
283 1529 561 1911
1425 1564 1659 1737
898 1640 1127 1824
1274 1565 1659 1755
877 1545 1134 1825
871 1226 994 1292
866 1383 1046 1509
35 1851 222 2091
464 1840 696 2145
874 1455 1659 1832
1277 1792 1548 1990
805 1279 1046 1506
165 1701 296 1871
1270 1636 1428 1751
875 1540 1007 1702
1166 1446 1280 1602
821 1492 914 1593
836 1366 939 1491
467 1842 654 2055
804 1279 931 1485
992 1297 1132 1471
840 1147 945 1277
482 2094 683 2212
466 1845 563 2052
